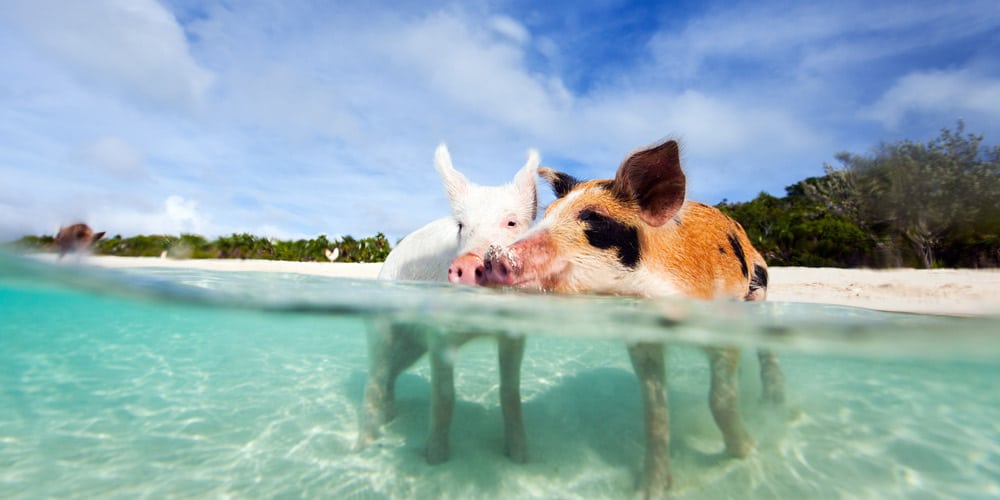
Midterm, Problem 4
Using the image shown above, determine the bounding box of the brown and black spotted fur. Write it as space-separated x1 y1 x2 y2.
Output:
480 139 785 498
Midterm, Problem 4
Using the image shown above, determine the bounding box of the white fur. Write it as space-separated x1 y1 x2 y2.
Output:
361 144 540 465
564 260 682 298
378 144 539 281
377 218 458 281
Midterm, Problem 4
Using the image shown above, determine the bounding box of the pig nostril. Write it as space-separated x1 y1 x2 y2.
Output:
456 268 463 278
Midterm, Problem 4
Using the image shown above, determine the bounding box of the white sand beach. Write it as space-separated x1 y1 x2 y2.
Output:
767 267 1000 316
34 254 1000 316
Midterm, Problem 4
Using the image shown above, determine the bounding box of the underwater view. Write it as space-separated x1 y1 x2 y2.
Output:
1 253 999 499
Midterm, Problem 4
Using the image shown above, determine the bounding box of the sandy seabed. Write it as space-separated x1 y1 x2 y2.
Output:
34 254 1000 316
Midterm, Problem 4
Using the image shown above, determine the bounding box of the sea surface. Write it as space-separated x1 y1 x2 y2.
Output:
1 253 998 499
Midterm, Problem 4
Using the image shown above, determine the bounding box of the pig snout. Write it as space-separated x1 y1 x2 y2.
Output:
478 245 516 286
447 252 485 285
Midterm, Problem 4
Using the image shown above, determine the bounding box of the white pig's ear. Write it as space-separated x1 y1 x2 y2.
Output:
614 139 686 227
434 143 469 203
514 149 540 216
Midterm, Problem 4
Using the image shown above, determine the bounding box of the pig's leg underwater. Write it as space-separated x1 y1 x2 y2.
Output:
707 347 754 458
757 349 785 404
425 331 527 464
359 321 429 447
499 334 527 463
708 266 784 458
628 342 672 497
426 331 457 464
747 268 786 404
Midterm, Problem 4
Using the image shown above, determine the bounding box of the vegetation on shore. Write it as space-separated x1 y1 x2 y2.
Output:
717 122 999 268
9 232 391 263
6 123 998 268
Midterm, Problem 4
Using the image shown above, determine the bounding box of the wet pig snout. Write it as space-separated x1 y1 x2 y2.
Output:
479 245 515 286
448 252 485 285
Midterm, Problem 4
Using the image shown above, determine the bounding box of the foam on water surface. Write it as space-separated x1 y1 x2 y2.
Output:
1 254 998 498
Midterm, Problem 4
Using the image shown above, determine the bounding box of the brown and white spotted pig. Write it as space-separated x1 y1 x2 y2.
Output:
479 139 785 497
54 223 106 258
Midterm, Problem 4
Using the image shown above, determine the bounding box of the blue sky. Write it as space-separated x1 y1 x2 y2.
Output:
1 0 998 243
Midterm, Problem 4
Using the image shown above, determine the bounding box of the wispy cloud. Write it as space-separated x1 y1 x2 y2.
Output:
490 15 531 45
4 0 213 113
868 69 1000 128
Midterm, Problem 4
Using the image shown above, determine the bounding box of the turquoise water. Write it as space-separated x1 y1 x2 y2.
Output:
1 254 999 498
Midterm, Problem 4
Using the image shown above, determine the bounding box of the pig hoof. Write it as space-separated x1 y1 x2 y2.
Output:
355 420 383 452
761 386 786 405
726 437 755 459
638 471 673 498
426 442 449 465
506 444 528 464
760 373 786 405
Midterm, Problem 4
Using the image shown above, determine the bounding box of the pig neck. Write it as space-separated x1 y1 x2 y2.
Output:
638 201 757 301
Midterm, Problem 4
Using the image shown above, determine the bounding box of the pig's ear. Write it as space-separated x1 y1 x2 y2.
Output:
514 149 540 215
434 143 469 202
614 140 686 227
92 231 106 242
539 167 580 198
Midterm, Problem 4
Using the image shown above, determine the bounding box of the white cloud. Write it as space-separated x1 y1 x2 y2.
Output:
646 0 1000 98
163 195 206 234
867 70 1000 127
561 88 821 166
86 195 211 237
166 5 827 232
490 15 531 45
386 12 568 134
3 0 213 111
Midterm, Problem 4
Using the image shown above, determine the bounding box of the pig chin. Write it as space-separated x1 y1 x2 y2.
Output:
510 262 568 291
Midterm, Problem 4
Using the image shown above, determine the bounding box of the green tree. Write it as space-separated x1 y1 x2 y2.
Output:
95 234 174 257
827 121 1000 268
335 233 391 262
718 186 874 267
5 235 54 252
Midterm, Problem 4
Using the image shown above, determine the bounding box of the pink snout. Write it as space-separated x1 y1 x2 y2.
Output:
448 252 485 285
478 245 515 287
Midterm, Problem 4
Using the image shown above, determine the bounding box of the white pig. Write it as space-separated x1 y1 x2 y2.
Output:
359 144 539 465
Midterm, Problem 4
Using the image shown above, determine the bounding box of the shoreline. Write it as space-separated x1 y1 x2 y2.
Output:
30 253 383 279
27 254 1000 316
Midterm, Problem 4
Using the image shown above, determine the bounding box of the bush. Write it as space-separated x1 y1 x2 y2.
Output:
5 235 54 252
335 233 391 262
5 232 394 263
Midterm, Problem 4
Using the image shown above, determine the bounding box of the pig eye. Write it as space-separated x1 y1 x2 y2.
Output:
507 220 518 228
457 222 465 234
